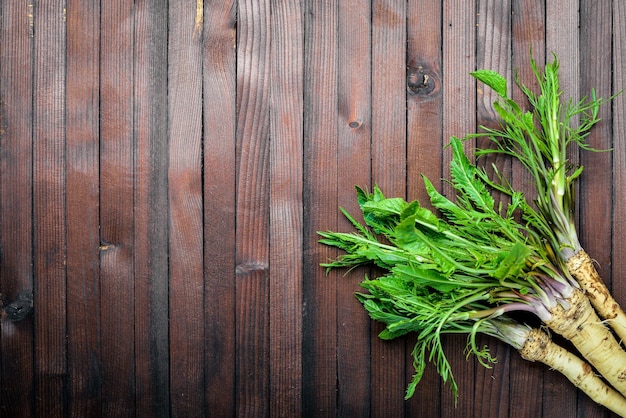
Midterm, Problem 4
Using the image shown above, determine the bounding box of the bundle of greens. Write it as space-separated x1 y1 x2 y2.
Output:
469 57 626 343
319 57 626 415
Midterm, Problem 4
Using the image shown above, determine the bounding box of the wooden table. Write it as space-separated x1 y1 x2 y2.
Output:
0 1 623 416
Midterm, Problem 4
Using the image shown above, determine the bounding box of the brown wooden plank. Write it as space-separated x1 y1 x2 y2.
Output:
32 2 67 416
474 2 513 417
406 0 443 203
302 0 340 415
235 0 271 415
510 2 546 194
99 1 136 414
507 55 547 418
3 3 625 417
405 1 443 414
578 2 615 415
543 3 580 416
167 1 205 416
65 1 101 416
614 0 626 294
613 8 626 418
546 0 580 103
441 0 476 415
612 3 626 416
0 2 35 417
608 5 626 418
336 0 373 416
202 0 237 415
370 0 407 415
269 0 304 415
509 2 546 417
133 1 170 416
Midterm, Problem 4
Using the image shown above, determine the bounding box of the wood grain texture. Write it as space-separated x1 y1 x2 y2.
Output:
302 1 340 415
269 0 304 416
612 6 626 398
336 0 372 415
32 2 67 416
371 0 407 415
0 2 35 417
99 1 136 415
509 4 547 416
235 0 271 415
406 1 444 415
133 1 170 417
203 0 237 415
442 1 476 416
65 1 101 416
474 3 512 417
0 2 624 417
543 4 581 416
578 3 615 415
167 1 205 415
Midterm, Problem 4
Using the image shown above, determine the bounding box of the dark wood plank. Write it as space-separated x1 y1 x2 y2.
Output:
269 0 304 416
474 2 513 417
0 3 35 417
612 3 626 417
543 3 580 416
370 0 407 415
32 2 67 416
133 1 170 416
302 1 340 415
99 1 136 415
167 2 205 415
202 0 237 415
235 0 271 415
612 5 626 409
441 0 476 415
2 3 625 417
336 0 372 415
546 0 580 102
608 5 626 418
406 0 443 202
65 1 101 416
579 2 615 415
406 1 444 414
509 2 546 417
510 2 546 197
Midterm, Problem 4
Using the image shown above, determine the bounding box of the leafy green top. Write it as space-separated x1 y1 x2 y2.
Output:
319 137 577 399
470 56 611 260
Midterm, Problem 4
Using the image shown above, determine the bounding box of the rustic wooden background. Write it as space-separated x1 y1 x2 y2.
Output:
0 0 624 417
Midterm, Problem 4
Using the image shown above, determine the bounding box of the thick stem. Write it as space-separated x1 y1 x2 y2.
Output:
520 328 626 417
545 288 626 396
566 249 626 344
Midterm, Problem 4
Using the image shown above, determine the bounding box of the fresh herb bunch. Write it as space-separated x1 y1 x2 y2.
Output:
320 135 626 401
320 101 626 413
469 56 626 342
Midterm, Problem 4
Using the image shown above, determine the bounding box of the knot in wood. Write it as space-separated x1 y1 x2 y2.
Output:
4 292 33 321
407 66 436 95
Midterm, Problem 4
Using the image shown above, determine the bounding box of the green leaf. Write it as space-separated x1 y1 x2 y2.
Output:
492 242 531 280
424 176 471 225
471 69 508 98
567 165 584 183
449 138 495 213
358 298 411 333
338 207 372 239
361 197 407 215
392 264 458 293
401 198 443 232
355 185 368 207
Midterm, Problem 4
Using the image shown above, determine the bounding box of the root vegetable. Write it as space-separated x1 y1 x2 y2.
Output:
470 57 626 343
520 328 626 417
